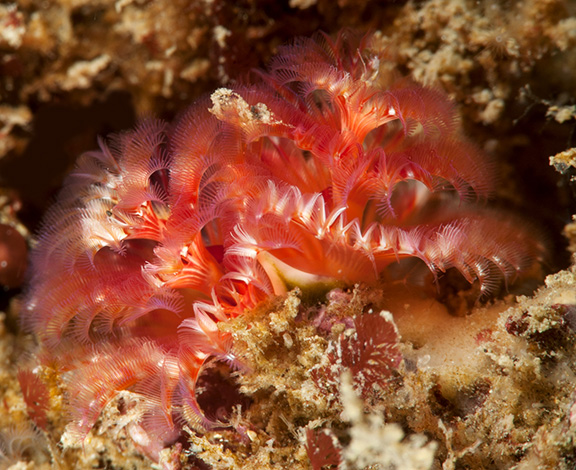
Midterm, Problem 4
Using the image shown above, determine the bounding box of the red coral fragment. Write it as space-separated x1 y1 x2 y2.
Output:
305 427 342 470
0 223 27 289
17 369 49 431
312 310 401 400
343 311 403 394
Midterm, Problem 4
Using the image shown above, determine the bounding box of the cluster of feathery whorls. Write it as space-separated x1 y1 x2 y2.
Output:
21 31 545 458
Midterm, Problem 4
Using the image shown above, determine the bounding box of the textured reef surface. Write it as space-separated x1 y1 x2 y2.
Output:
2 1 576 469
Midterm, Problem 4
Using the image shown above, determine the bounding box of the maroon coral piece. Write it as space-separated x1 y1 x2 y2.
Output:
311 311 402 401
23 31 545 446
0 223 27 288
305 427 342 470
17 369 49 431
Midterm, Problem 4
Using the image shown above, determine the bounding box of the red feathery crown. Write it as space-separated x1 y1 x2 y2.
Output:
23 30 545 448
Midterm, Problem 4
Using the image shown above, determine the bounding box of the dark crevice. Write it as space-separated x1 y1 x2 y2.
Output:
0 91 136 232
